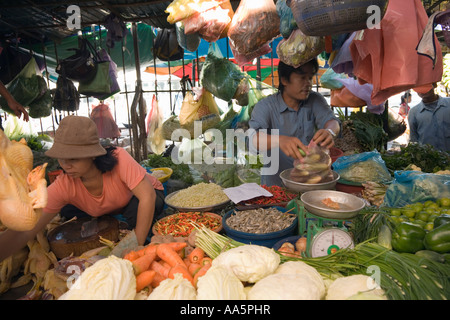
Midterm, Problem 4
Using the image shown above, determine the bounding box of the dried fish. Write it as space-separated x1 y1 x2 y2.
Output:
226 207 296 234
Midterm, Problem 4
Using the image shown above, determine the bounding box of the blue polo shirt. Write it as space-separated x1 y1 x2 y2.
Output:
249 91 340 186
408 96 450 153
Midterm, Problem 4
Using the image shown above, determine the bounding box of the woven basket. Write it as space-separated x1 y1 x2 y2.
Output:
288 0 389 37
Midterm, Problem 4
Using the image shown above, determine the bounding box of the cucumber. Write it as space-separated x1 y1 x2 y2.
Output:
415 250 446 263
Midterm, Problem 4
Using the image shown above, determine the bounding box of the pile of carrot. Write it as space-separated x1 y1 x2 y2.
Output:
123 242 212 292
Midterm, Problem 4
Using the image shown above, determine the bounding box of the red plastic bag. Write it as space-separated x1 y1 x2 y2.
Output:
349 0 443 105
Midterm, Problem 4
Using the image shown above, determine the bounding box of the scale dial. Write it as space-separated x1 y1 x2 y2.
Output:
310 227 354 258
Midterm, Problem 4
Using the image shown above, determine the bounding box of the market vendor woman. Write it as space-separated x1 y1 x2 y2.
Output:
249 59 341 186
0 116 164 261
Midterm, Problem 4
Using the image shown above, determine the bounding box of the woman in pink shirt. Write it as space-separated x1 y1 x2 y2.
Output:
0 116 164 261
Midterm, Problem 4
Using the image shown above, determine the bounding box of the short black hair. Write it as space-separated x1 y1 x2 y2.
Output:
94 146 118 173
278 58 319 93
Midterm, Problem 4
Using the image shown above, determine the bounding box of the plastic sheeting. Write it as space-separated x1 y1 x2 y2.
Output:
349 0 443 106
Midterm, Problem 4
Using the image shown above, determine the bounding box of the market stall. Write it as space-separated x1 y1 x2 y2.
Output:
1 0 450 303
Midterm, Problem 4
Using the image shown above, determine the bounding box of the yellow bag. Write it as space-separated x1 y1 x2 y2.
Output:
179 89 219 126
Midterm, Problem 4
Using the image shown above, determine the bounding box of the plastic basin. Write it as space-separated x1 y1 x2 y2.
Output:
222 206 298 248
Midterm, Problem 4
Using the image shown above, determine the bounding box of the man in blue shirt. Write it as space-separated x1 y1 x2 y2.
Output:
248 59 341 186
408 83 450 153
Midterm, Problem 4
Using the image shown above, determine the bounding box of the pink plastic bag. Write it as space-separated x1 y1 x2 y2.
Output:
349 0 443 106
90 103 121 139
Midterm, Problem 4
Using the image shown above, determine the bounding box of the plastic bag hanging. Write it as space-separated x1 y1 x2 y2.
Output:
89 103 121 139
146 95 165 155
227 0 280 66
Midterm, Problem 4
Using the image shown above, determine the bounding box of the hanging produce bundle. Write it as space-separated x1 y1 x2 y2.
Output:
165 0 225 24
199 43 249 104
183 4 232 43
227 0 280 65
276 28 324 68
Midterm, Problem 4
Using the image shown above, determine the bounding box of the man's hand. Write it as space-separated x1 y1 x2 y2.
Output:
313 128 335 149
279 135 308 160
8 99 29 122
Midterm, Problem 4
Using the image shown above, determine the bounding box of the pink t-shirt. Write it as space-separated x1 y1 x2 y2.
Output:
44 147 163 217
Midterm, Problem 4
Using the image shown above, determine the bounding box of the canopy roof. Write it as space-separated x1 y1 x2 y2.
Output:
0 0 242 44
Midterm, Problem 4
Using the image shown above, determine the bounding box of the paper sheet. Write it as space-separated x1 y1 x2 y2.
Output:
223 183 273 204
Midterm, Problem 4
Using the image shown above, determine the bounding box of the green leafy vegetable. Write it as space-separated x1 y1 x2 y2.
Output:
381 143 450 173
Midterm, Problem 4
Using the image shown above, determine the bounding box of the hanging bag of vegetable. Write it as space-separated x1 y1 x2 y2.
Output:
227 0 280 66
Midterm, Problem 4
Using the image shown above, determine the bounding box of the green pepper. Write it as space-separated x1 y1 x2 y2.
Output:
433 214 450 229
391 222 426 253
423 223 450 254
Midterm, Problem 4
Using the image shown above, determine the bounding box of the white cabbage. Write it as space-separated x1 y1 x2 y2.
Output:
196 265 246 300
247 273 322 300
325 274 386 300
274 261 326 299
212 245 280 283
148 273 197 300
59 256 136 300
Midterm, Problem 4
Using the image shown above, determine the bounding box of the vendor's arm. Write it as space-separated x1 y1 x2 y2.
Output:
252 131 308 160
131 175 156 246
312 119 341 149
0 80 29 122
0 211 58 262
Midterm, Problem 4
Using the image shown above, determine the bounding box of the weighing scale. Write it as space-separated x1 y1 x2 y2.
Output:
286 194 361 258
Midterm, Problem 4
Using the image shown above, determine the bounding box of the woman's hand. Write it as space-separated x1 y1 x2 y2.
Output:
279 135 308 160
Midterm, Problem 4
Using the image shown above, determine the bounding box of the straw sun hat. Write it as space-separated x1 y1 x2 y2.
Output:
45 115 107 159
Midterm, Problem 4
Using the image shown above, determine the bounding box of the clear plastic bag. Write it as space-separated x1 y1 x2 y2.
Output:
227 0 280 65
175 21 201 52
199 43 247 102
183 5 231 43
165 0 224 24
290 144 333 184
276 0 298 38
178 88 220 127
276 29 324 68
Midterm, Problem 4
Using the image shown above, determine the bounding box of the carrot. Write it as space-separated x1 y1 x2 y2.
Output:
123 250 140 262
131 252 156 275
150 260 170 278
143 243 158 256
136 270 156 292
188 247 205 264
156 243 187 268
193 263 211 287
134 243 157 257
165 242 187 251
183 257 191 267
200 257 212 266
168 264 194 286
151 271 166 288
188 262 201 276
